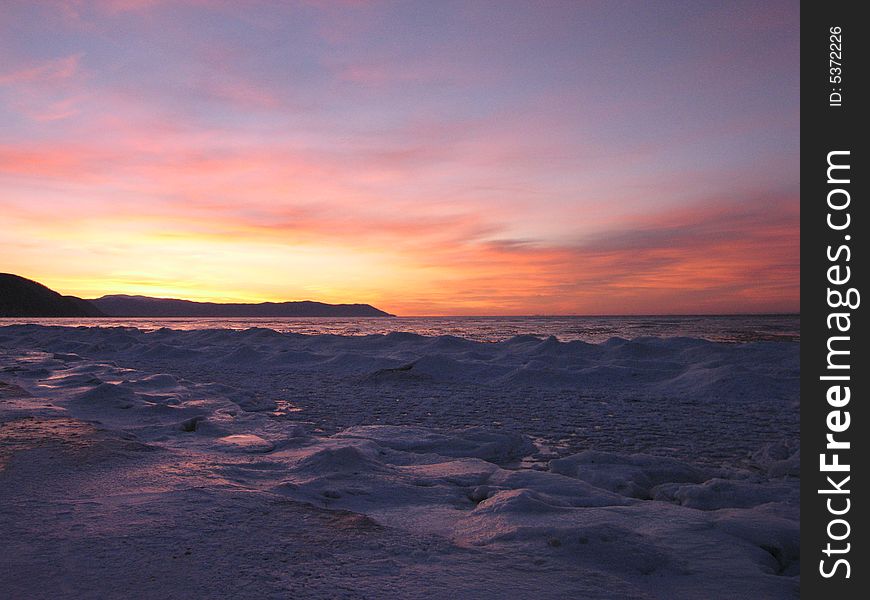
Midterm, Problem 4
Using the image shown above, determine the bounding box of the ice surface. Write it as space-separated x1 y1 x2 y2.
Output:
0 325 799 598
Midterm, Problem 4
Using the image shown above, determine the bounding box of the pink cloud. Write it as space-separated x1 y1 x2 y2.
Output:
384 194 799 315
0 53 82 85
0 53 86 122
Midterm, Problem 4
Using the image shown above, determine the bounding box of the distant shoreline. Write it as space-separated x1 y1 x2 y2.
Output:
0 314 800 344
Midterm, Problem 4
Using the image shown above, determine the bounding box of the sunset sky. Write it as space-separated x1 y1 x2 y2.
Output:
0 1 799 315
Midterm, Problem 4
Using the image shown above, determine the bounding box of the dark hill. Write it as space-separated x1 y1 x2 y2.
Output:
89 295 394 317
0 274 104 317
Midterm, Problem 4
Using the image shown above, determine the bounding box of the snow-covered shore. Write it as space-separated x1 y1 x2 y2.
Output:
0 325 799 598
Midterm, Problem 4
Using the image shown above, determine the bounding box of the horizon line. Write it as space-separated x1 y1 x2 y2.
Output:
2 274 800 319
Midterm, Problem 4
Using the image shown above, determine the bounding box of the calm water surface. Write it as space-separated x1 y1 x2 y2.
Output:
1 315 799 343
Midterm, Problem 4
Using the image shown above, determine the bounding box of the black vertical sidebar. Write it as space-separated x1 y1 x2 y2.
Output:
801 1 866 597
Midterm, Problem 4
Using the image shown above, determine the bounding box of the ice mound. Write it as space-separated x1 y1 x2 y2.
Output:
227 391 277 412
218 345 264 364
659 477 799 510
318 352 399 373
124 373 180 388
403 355 492 382
292 441 386 475
549 450 707 499
712 506 800 576
473 488 570 514
177 414 233 436
137 342 202 360
751 441 801 477
40 371 104 387
216 434 274 453
336 425 535 463
403 457 500 488
75 382 138 408
484 468 631 508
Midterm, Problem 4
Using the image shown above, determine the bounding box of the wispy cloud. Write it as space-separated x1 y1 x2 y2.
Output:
0 53 86 121
0 53 82 85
